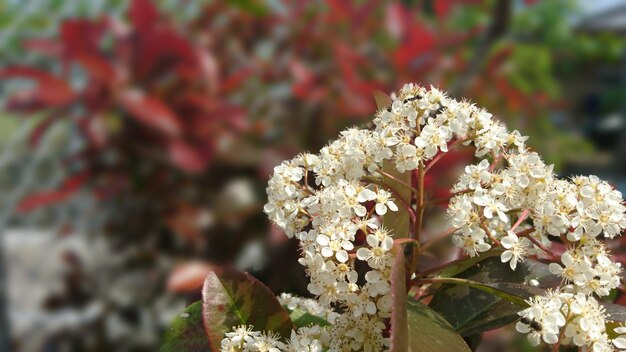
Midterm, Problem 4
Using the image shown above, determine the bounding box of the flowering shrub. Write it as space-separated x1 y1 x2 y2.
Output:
163 84 626 352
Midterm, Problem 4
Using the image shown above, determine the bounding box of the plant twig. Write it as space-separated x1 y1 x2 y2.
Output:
424 137 468 174
424 189 473 207
377 170 419 194
481 222 501 246
414 162 425 242
367 178 416 223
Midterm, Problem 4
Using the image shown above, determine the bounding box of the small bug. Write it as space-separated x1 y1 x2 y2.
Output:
519 317 542 332
530 320 542 331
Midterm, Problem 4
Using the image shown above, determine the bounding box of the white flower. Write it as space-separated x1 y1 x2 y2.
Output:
356 233 394 269
452 228 491 257
500 231 529 270
415 124 451 159
613 325 626 349
516 291 567 346
373 189 398 215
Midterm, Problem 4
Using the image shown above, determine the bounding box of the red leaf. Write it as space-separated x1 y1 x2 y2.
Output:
138 28 199 78
168 140 209 174
220 67 255 94
393 24 436 69
61 19 105 57
17 171 90 213
0 67 74 110
117 89 182 137
167 262 212 292
130 0 160 33
434 0 453 18
73 53 117 86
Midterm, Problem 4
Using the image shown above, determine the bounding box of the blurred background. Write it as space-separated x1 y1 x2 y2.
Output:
1 0 626 351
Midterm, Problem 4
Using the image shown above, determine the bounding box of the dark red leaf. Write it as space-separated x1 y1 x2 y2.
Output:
117 89 182 137
17 171 90 213
138 28 199 78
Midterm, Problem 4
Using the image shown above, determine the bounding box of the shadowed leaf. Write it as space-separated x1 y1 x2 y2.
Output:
407 298 471 352
429 257 557 336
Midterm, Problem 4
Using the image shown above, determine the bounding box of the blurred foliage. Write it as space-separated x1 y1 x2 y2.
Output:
1 0 625 351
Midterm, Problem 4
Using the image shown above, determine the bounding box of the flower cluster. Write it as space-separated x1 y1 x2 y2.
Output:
220 83 626 351
220 324 328 352
516 290 614 351
549 240 621 297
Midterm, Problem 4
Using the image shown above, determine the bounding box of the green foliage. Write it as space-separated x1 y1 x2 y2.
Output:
429 256 556 337
406 298 471 352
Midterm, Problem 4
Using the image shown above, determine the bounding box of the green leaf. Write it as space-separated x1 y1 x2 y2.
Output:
161 301 211 352
286 308 330 328
407 298 471 352
202 267 294 350
226 0 268 16
453 299 521 337
429 257 556 336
